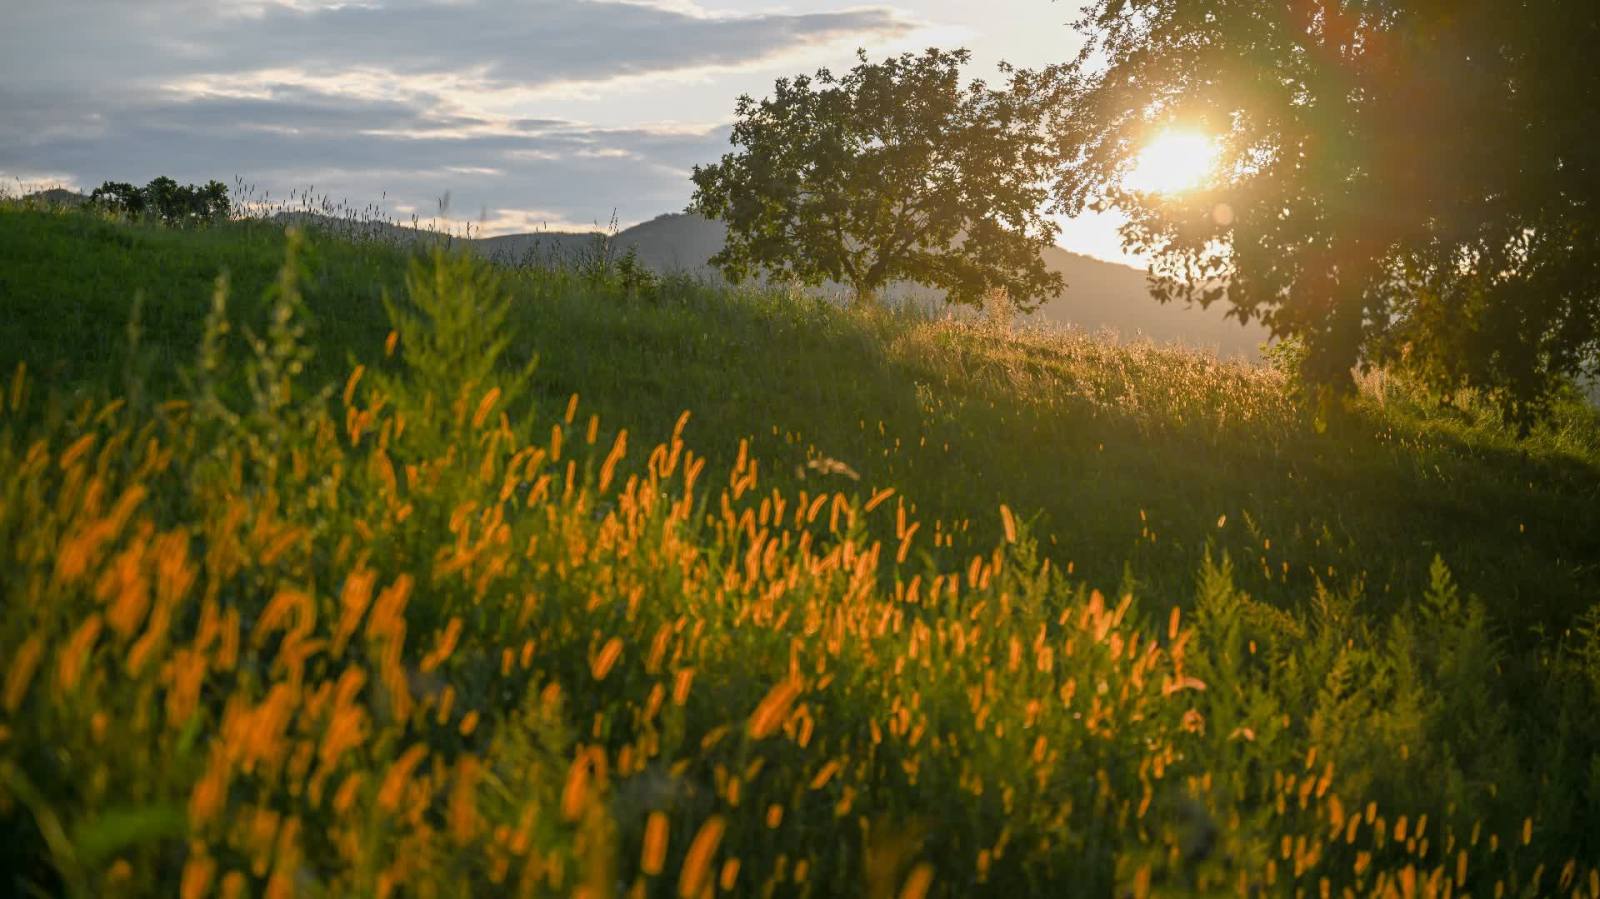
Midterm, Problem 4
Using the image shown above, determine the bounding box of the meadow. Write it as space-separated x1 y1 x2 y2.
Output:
2 203 1599 897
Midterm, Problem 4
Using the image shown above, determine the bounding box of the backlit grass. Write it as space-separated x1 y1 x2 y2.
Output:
1 206 1599 896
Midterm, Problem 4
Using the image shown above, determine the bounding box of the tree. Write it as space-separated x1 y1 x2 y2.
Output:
90 177 231 225
1051 1 1600 421
690 49 1063 310
88 181 146 217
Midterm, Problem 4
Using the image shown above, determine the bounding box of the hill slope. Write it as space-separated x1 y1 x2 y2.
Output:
482 212 1270 359
1 206 1593 626
2 206 1599 895
26 189 1269 357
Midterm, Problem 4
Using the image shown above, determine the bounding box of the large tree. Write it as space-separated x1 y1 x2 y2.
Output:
691 49 1063 310
1052 1 1600 420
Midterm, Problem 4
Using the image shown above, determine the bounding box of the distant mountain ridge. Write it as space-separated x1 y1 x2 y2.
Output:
494 212 1269 360
20 190 1269 359
15 188 89 208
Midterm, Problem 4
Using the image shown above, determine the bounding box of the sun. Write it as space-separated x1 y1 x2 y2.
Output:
1124 130 1219 195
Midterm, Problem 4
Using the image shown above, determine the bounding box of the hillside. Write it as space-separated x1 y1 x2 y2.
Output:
29 189 1265 359
18 188 89 208
3 204 1596 625
480 212 1271 359
475 211 727 277
2 205 1599 895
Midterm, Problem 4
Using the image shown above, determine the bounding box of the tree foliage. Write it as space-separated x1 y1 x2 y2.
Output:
90 176 230 225
1052 1 1600 421
691 49 1063 310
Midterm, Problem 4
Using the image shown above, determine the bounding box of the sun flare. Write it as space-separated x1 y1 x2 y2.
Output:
1125 130 1219 195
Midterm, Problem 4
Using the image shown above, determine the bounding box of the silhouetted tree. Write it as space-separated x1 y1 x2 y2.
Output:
690 49 1063 310
90 177 230 225
1051 1 1600 422
88 181 146 217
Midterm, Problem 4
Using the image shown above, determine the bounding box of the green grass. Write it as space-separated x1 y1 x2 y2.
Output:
4 208 1596 634
2 205 1599 897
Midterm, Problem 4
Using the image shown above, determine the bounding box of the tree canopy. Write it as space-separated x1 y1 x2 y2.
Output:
1052 1 1600 420
690 49 1063 310
90 177 231 226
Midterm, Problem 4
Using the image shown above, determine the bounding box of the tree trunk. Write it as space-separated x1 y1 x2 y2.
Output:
850 283 877 309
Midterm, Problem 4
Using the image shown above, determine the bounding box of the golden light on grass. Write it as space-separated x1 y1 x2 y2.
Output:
591 636 624 680
641 811 669 875
3 239 1596 898
1125 129 1219 195
899 862 935 899
748 677 802 739
678 816 726 898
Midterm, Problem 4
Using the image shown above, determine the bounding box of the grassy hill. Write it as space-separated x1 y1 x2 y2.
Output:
484 212 1271 360
132 194 1273 360
2 205 1599 897
487 212 1270 359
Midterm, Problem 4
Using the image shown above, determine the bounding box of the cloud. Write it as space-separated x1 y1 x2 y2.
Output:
1 80 732 231
0 0 911 231
217 1 909 88
4 0 911 92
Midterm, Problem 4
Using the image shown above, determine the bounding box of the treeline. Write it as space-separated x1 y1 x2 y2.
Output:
88 176 230 225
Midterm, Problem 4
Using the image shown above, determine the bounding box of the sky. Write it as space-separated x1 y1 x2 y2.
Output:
0 0 1136 263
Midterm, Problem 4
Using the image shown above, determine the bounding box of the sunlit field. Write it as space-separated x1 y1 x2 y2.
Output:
3 204 1600 897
